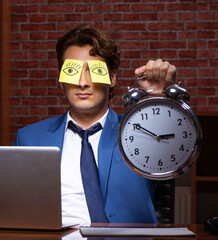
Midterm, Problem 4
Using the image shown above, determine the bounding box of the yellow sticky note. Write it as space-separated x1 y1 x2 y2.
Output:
88 60 111 84
59 59 84 85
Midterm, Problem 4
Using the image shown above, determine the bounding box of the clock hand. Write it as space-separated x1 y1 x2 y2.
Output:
158 133 175 140
134 124 158 138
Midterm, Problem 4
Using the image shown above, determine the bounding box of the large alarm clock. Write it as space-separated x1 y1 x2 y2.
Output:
117 76 202 180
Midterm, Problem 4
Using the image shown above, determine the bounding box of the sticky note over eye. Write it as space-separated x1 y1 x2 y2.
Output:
59 59 83 85
88 60 111 84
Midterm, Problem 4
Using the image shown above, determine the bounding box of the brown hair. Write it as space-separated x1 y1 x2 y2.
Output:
56 24 120 73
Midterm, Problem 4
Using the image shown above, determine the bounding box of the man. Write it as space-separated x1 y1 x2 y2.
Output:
15 25 176 226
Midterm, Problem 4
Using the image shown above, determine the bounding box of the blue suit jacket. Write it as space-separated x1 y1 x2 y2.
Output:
15 106 157 223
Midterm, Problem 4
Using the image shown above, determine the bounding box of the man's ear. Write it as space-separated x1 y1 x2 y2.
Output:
59 82 64 90
110 71 117 88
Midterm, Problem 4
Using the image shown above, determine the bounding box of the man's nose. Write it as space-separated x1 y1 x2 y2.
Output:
78 64 91 88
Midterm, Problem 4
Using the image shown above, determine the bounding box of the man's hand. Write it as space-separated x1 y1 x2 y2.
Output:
135 59 176 93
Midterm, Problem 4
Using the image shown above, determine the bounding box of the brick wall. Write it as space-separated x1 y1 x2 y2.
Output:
10 0 218 142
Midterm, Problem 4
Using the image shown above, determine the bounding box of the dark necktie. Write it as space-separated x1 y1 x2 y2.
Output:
68 121 109 223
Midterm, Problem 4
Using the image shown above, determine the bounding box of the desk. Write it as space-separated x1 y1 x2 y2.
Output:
0 224 216 240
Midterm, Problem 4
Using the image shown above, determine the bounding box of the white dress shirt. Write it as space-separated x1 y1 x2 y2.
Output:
61 109 109 227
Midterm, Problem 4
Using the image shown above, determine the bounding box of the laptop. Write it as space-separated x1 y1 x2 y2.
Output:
0 146 73 230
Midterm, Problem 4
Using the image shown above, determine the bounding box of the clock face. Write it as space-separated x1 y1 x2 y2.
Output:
118 97 202 180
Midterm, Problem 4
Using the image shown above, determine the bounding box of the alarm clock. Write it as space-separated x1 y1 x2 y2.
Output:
117 76 202 180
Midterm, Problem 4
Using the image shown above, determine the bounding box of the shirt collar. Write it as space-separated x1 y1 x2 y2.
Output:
65 108 109 131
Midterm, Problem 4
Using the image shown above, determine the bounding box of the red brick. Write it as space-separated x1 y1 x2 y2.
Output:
123 51 141 59
29 32 47 41
159 32 177 40
179 50 197 58
132 3 165 11
30 88 47 96
178 32 196 40
208 41 218 48
83 14 101 22
48 107 66 115
65 14 82 22
20 79 56 87
209 2 218 11
208 97 218 105
48 14 64 22
11 70 28 79
29 14 47 22
119 41 148 50
148 22 184 31
30 107 47 116
178 12 196 21
188 41 206 49
75 4 92 12
22 97 58 106
166 3 196 11
29 70 47 78
140 13 158 21
10 98 22 106
122 32 140 40
22 42 55 50
160 50 177 59
11 107 29 115
141 32 158 40
11 116 40 125
11 33 29 41
198 69 216 78
41 5 74 13
113 4 130 12
198 31 216 39
197 3 209 11
210 59 218 67
12 5 39 13
122 13 140 22
30 52 47 60
198 88 216 96
11 14 28 22
150 41 186 49
198 12 216 21
198 50 216 58
11 88 29 97
110 23 146 31
142 50 158 59
11 51 28 60
20 23 55 32
13 61 39 69
159 12 177 21
47 88 63 96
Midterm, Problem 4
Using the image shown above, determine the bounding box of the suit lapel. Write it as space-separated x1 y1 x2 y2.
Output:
45 113 67 157
98 107 120 202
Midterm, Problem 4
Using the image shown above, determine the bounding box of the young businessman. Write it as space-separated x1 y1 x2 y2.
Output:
15 25 176 226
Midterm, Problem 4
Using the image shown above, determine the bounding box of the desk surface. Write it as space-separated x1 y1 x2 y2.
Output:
0 224 217 240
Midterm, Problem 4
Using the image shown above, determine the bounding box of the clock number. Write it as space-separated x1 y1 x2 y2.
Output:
158 159 163 166
171 155 176 162
141 113 148 120
183 131 188 138
168 110 171 117
145 156 149 163
129 136 134 142
179 144 184 151
177 119 182 126
152 108 160 115
134 148 139 155
133 123 140 130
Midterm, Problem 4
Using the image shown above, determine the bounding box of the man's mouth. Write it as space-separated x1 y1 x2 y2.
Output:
76 92 92 99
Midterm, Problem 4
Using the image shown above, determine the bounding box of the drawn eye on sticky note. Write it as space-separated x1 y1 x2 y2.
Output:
59 59 84 85
88 60 111 84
